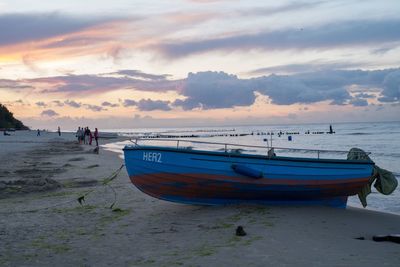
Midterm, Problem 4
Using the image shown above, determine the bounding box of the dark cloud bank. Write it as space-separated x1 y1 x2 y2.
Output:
122 99 171 111
34 69 180 94
6 68 400 111
75 68 400 110
173 68 399 110
0 12 122 46
155 19 400 58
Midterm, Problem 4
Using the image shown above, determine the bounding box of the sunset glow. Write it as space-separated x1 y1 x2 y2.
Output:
1 0 399 130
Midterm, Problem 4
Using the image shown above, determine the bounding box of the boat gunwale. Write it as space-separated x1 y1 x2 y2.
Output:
123 145 375 165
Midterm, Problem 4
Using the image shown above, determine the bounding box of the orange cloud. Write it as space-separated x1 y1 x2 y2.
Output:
0 19 129 65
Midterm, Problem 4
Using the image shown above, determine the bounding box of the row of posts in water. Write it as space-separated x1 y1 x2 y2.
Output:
139 126 335 139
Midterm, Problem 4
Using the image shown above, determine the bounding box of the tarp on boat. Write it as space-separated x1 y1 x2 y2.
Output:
347 148 398 207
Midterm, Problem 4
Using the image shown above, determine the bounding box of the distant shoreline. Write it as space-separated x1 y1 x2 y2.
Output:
22 120 400 132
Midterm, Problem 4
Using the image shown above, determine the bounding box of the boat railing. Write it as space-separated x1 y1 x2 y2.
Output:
129 138 370 159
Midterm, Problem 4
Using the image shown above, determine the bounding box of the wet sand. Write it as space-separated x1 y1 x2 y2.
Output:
0 131 399 266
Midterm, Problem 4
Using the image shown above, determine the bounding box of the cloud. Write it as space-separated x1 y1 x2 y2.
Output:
186 0 225 3
41 109 59 117
238 1 326 17
52 100 64 107
155 19 400 58
172 70 353 109
35 101 47 107
115 70 170 81
0 13 134 68
173 71 255 110
122 98 171 111
22 54 42 73
248 60 365 75
253 69 400 105
34 99 108 112
0 79 33 90
371 46 397 55
64 100 108 111
173 68 400 109
349 98 368 107
3 68 400 112
123 99 137 107
379 70 400 102
38 34 110 50
1 99 31 107
83 104 105 112
29 71 181 94
354 93 375 99
136 99 171 111
64 99 81 108
253 73 352 105
0 12 120 46
101 101 119 107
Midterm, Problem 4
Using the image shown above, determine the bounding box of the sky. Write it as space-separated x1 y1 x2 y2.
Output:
0 0 399 130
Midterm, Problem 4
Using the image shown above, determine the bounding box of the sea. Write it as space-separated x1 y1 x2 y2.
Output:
102 121 400 214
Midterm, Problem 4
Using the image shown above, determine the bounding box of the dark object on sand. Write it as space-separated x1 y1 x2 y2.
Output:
354 237 365 240
77 195 85 205
236 226 246 236
373 234 400 244
112 208 124 212
86 164 99 169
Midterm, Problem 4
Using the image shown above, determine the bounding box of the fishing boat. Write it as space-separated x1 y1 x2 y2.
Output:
123 139 375 208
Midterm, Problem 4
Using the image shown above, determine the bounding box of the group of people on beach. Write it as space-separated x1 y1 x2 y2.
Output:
76 127 98 146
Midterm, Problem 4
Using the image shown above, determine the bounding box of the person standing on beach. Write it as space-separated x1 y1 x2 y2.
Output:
81 127 85 144
76 127 81 144
86 127 90 145
83 127 87 144
94 128 99 146
88 128 93 145
77 127 84 144
57 126 61 136
37 129 40 136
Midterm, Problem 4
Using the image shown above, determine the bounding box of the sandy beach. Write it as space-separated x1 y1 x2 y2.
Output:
0 131 399 267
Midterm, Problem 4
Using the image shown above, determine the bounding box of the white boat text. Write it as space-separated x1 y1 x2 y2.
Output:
143 152 162 163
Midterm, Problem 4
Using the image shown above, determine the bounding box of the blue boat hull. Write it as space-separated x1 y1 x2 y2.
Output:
123 146 374 208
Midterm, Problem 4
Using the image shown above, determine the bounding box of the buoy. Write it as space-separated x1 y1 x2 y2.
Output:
231 164 263 179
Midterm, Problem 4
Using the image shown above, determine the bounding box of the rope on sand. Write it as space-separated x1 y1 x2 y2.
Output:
77 164 125 209
0 164 125 214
